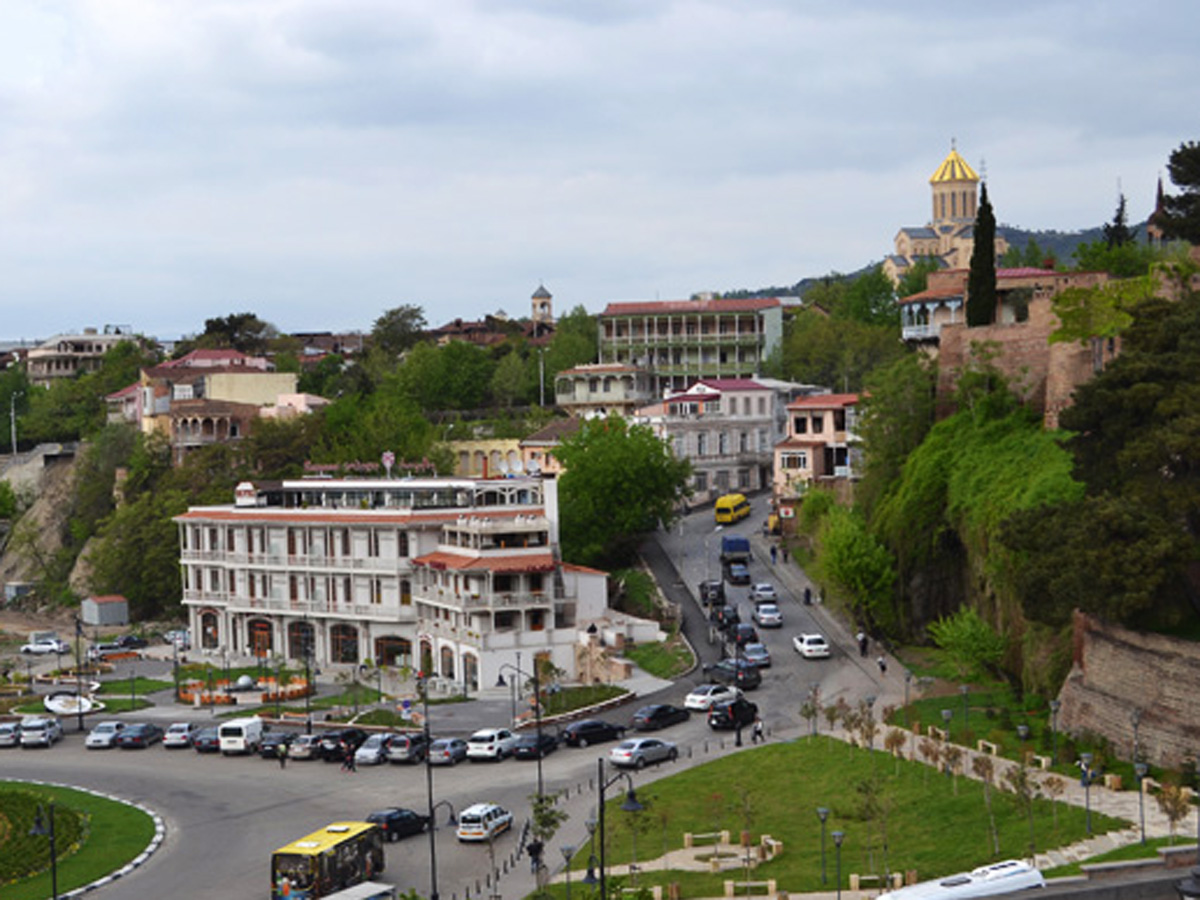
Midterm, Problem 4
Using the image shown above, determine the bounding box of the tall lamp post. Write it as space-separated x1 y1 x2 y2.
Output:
832 830 845 900
497 657 544 797
73 616 85 732
1049 699 1061 766
1135 762 1149 845
904 671 913 728
959 684 970 740
817 807 830 884
596 757 646 900
561 844 577 900
1080 752 1095 836
30 801 58 900
418 673 446 900
705 525 724 581
1130 708 1142 764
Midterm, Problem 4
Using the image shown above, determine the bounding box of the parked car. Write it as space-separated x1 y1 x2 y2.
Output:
117 722 164 749
260 731 298 759
386 733 430 764
317 727 369 761
367 807 430 842
191 727 221 753
698 579 725 606
428 737 469 766
20 637 69 655
456 803 514 842
630 704 690 731
20 717 64 748
560 719 626 748
793 633 831 659
730 623 759 647
748 583 778 603
85 720 126 749
751 603 783 628
513 732 558 760
742 642 772 668
725 562 751 585
115 634 149 650
711 605 740 631
163 722 197 749
466 727 519 761
609 737 678 769
163 629 191 650
708 698 758 730
287 733 321 760
684 683 742 711
0 721 23 747
87 642 124 662
355 733 397 766
704 658 762 690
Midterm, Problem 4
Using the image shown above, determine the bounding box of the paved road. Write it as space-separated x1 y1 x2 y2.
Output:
6 498 892 900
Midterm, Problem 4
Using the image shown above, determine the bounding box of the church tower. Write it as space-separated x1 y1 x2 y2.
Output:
930 140 980 226
531 284 553 326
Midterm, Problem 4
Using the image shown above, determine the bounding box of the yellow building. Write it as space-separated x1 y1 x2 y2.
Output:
883 143 1008 284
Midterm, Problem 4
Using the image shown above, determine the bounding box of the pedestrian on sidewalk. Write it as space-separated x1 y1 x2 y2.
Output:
770 545 778 565
276 741 288 769
804 587 812 606
857 630 868 658
751 716 765 744
877 655 888 675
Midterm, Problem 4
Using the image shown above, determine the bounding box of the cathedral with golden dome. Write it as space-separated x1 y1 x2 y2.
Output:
882 142 1008 283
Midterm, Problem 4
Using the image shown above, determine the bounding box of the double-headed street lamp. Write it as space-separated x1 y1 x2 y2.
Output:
595 758 646 900
30 802 58 900
497 658 545 797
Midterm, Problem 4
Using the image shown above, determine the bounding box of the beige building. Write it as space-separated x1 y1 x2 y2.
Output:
883 143 1008 284
554 363 655 418
26 327 139 388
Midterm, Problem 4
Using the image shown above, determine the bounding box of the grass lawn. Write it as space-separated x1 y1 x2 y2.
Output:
95 677 174 696
559 736 1127 896
624 633 694 681
0 780 157 900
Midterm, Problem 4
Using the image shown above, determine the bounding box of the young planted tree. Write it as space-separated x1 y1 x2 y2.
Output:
1155 783 1191 844
1043 776 1065 834
918 738 941 789
884 729 907 775
1003 761 1041 862
529 791 570 895
971 755 1000 855
943 745 964 794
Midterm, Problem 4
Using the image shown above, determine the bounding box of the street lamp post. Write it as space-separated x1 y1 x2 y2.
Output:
1049 699 1061 766
10 390 23 454
73 616 84 732
30 801 58 900
832 830 845 900
596 757 646 900
417 673 451 900
1081 752 1094 836
1131 709 1142 764
960 685 970 739
904 671 913 728
809 683 820 736
705 525 724 581
817 807 830 884
130 665 137 710
941 709 953 776
304 647 313 735
497 656 544 797
1135 762 1149 845
561 844 577 900
275 659 283 719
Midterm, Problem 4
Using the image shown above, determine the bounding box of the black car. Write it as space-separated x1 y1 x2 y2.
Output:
712 605 740 632
708 698 758 730
513 732 559 760
192 727 220 753
366 807 431 842
259 731 298 759
117 722 164 748
317 728 369 761
115 634 149 649
561 719 626 748
631 704 690 731
704 658 762 690
730 623 759 648
698 579 725 606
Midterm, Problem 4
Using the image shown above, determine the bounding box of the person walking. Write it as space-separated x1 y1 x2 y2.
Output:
877 655 888 675
770 545 778 565
856 630 868 658
751 716 765 744
276 741 288 769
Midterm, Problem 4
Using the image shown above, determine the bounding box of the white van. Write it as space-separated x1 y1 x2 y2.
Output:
218 716 264 755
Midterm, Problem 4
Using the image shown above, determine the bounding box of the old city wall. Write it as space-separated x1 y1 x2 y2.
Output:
1058 611 1200 769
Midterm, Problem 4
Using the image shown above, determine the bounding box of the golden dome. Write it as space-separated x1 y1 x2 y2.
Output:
929 145 979 184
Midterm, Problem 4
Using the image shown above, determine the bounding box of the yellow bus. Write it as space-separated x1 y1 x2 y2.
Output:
714 493 751 524
271 822 385 900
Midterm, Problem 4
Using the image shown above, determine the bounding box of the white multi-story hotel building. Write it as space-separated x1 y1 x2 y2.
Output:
176 476 613 691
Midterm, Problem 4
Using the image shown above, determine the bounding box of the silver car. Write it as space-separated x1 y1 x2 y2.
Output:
742 642 772 668
21 717 64 748
0 722 21 748
609 737 678 769
354 733 396 766
86 720 127 749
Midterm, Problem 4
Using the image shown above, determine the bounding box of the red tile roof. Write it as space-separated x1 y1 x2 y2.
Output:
786 393 859 410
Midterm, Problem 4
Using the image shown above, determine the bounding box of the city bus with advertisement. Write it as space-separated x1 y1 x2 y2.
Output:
271 822 385 899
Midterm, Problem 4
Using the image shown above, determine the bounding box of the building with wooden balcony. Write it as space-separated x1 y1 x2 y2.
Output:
176 475 616 692
773 393 861 512
597 296 788 395
554 362 655 418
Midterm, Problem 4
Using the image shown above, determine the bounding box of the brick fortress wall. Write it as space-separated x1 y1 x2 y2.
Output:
1058 611 1200 769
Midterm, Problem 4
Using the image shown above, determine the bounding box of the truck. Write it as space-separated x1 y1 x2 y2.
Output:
719 535 751 565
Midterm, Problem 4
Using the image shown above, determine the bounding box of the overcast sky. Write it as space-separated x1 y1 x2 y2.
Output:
0 1 1196 342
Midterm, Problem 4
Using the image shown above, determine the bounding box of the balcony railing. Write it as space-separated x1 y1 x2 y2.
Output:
901 324 939 341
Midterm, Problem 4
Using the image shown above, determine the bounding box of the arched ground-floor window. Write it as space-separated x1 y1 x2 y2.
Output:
248 618 273 657
288 621 314 660
375 636 412 667
330 624 359 664
440 646 455 680
200 611 220 650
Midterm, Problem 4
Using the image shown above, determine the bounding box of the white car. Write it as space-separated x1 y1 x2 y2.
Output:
466 727 519 761
0 722 21 748
86 720 127 749
21 638 69 655
163 629 191 650
752 603 783 628
456 803 514 842
748 583 778 603
21 717 64 747
288 734 321 760
684 683 743 711
354 733 395 766
609 737 678 769
793 633 831 659
163 722 196 749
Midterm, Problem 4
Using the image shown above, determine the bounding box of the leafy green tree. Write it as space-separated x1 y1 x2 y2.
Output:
1103 193 1136 248
0 480 17 520
555 417 691 567
243 414 326 477
857 354 936 519
777 310 907 392
490 349 533 407
371 305 427 358
818 505 897 631
896 257 942 299
839 266 898 327
966 183 997 326
543 304 598 378
297 352 347 397
1158 140 1200 243
926 606 1006 680
394 341 495 411
1000 238 1056 269
315 390 445 469
1071 239 1160 278
182 312 277 356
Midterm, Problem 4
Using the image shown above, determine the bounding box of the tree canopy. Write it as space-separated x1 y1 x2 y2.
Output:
554 417 691 568
1159 140 1200 243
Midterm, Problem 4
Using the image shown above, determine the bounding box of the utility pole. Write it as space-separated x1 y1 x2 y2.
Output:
10 390 22 454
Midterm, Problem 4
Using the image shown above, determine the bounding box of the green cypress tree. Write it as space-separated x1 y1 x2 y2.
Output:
966 183 997 327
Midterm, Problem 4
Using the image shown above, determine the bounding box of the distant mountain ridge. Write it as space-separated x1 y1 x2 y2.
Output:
720 221 1148 299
